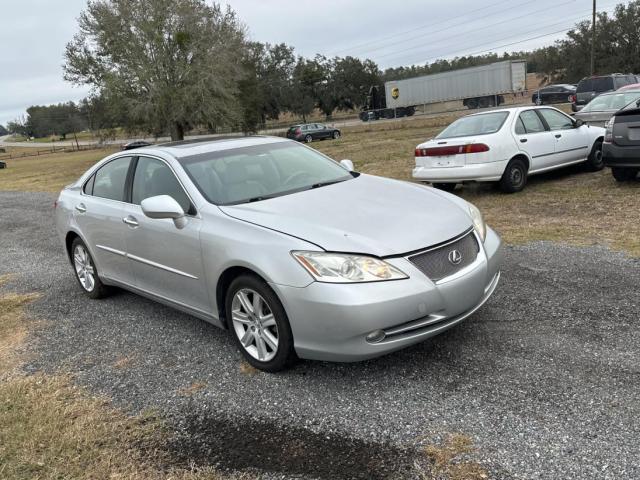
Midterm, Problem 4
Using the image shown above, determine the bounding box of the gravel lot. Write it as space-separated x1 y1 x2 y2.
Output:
2 190 639 479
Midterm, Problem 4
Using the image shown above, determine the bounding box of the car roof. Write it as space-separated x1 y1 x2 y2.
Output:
132 135 291 159
464 106 561 118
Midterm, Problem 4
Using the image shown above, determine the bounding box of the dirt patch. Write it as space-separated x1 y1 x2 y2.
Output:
169 412 418 480
423 433 488 480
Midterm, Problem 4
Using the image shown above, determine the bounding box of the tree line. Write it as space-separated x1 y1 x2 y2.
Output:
5 0 640 141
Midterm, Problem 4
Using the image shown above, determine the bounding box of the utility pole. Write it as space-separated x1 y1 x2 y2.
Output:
591 0 596 75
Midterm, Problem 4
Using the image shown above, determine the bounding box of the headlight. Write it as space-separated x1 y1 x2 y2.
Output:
291 251 408 283
467 202 486 241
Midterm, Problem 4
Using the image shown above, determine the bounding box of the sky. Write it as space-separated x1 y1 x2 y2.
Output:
0 0 626 126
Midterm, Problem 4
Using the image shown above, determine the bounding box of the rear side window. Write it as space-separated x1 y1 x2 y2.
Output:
518 110 546 133
538 109 574 130
92 157 132 202
577 79 592 92
592 77 614 92
132 157 194 214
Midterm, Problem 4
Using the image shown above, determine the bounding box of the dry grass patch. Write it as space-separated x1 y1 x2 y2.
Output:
0 280 237 480
178 381 208 396
239 361 259 375
422 433 488 480
0 148 116 193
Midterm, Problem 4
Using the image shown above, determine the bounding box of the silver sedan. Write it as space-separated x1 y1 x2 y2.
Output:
55 137 503 372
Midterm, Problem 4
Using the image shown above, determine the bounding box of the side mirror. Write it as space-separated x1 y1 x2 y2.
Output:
141 195 187 229
575 119 584 128
340 159 354 171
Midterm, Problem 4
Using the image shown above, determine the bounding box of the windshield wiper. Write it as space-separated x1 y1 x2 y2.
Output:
310 179 346 189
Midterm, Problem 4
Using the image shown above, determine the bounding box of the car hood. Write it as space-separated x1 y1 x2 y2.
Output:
219 174 473 257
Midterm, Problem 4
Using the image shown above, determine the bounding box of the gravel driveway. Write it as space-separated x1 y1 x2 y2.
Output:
2 190 639 479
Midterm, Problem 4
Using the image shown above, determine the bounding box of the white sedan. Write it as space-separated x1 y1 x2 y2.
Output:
413 106 605 192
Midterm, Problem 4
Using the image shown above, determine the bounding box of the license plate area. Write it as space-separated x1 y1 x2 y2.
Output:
431 156 464 168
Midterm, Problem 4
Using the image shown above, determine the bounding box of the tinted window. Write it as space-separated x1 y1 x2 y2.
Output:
592 77 614 92
518 110 546 133
577 79 592 92
539 109 574 130
132 157 192 214
436 112 509 139
92 157 132 202
180 142 352 205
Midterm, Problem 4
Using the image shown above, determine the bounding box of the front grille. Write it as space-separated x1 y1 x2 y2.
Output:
408 230 479 282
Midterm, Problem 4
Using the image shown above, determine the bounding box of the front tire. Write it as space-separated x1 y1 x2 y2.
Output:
71 238 110 299
586 140 604 171
611 167 639 182
226 274 296 372
535 96 543 105
433 183 457 192
499 158 528 193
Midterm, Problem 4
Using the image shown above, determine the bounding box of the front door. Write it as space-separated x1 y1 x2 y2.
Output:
537 108 590 164
513 109 557 171
122 156 210 314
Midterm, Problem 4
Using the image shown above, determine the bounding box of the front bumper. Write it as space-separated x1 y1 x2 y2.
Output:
272 228 503 362
603 143 640 168
412 160 508 183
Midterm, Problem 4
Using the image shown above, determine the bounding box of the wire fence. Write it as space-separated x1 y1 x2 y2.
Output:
0 143 106 162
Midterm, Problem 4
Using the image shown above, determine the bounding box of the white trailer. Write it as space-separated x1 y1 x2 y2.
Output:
361 60 527 120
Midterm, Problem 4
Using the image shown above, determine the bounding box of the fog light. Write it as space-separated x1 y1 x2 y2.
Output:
366 329 386 343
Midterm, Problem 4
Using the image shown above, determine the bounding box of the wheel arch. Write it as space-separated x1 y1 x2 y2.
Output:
507 153 530 173
215 266 269 329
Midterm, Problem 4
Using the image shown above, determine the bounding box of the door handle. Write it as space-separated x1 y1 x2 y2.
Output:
122 216 139 227
75 203 86 213
555 134 562 138
520 138 528 143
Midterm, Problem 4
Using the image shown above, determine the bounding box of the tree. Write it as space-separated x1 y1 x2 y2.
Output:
0 124 8 136
64 0 247 140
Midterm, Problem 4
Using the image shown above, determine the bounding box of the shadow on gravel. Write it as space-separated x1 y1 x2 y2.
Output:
169 412 418 479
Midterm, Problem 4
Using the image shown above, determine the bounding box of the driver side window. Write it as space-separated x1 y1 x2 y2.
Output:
131 157 194 214
538 109 574 130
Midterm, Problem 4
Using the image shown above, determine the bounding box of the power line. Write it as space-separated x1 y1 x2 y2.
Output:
326 0 519 56
386 3 619 68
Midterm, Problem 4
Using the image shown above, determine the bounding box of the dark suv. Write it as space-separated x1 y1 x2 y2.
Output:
572 74 638 111
286 123 341 143
603 99 640 182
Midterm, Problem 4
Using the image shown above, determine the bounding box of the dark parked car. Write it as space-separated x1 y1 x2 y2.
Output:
286 124 341 143
603 99 640 181
531 84 576 105
572 74 638 111
122 140 152 150
0 161 6 169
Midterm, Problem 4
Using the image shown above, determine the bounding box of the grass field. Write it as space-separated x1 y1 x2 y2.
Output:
1 114 638 256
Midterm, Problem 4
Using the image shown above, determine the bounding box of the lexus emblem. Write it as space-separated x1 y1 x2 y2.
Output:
448 249 462 265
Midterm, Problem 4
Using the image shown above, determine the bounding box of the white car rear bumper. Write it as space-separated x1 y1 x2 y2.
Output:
412 159 509 183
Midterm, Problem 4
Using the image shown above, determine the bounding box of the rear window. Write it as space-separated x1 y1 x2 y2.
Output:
582 92 640 112
436 112 509 139
577 79 592 92
592 77 614 92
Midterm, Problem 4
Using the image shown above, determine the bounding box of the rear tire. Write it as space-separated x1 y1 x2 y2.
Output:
305 135 313 143
499 158 528 193
333 130 340 140
226 274 297 373
433 183 457 192
71 238 110 299
611 167 639 182
585 140 604 171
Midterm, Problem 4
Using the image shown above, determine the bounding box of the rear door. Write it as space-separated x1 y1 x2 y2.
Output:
513 109 556 171
121 156 210 313
75 156 135 285
537 108 589 164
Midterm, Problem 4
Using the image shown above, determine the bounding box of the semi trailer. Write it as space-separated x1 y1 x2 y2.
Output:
360 60 527 121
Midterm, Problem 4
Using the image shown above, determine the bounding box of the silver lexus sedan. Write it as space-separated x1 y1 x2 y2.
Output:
55 137 503 372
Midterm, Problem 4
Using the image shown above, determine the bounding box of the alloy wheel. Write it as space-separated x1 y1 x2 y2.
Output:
73 244 95 292
231 288 279 362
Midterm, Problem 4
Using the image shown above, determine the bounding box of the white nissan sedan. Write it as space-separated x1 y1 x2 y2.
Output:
413 106 606 192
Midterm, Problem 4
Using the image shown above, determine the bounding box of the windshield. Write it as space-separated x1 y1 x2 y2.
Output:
179 141 353 205
436 112 509 139
582 92 640 112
